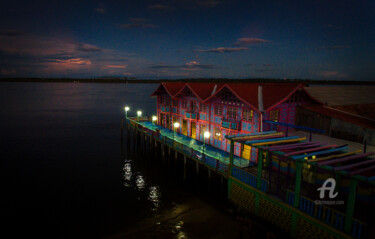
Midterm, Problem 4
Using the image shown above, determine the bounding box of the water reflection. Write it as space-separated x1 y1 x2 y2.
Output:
122 161 132 187
135 174 146 190
148 186 161 211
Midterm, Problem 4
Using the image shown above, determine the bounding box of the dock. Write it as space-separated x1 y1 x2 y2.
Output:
125 116 375 239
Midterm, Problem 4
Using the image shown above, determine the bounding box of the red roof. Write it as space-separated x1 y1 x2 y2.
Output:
302 105 375 129
151 82 322 111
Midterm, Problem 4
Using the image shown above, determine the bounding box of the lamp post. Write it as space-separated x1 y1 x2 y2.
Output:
124 106 130 119
152 115 157 125
203 131 210 159
173 122 180 141
137 110 142 122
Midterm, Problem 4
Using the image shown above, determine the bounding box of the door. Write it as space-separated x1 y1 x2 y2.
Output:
191 121 196 139
166 115 170 129
182 119 188 136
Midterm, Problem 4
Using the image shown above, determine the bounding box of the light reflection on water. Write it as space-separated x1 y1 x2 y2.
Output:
148 186 161 211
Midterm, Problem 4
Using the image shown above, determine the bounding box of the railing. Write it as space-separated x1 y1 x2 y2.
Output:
285 190 366 239
232 166 268 193
161 106 170 112
186 111 198 119
221 119 241 130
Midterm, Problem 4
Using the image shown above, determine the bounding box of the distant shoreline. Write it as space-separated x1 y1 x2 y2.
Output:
0 77 374 85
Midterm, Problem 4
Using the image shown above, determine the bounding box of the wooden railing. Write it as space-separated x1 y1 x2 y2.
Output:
286 190 366 239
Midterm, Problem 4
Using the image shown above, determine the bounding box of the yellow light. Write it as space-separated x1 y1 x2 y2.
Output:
137 110 142 116
152 116 157 122
204 131 210 138
125 106 130 111
174 122 180 128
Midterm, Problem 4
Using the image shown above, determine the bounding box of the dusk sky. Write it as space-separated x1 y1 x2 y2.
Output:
1 0 374 80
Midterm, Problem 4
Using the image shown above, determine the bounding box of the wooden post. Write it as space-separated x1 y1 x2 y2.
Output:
208 168 211 188
183 155 187 182
344 179 358 234
294 159 303 208
196 161 199 182
228 140 235 199
256 148 264 190
121 117 124 143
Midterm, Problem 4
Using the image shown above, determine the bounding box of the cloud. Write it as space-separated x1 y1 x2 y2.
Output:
234 37 269 45
194 47 248 53
150 61 216 71
94 8 106 13
120 18 159 29
319 71 347 78
105 65 127 68
254 68 272 72
148 4 173 11
77 43 102 52
0 30 25 37
47 58 92 65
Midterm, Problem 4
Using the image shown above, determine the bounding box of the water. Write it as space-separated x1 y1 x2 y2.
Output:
0 82 258 239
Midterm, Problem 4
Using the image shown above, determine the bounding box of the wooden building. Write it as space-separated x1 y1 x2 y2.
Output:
151 82 322 159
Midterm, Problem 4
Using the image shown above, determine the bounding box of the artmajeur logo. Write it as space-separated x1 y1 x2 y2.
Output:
315 178 344 205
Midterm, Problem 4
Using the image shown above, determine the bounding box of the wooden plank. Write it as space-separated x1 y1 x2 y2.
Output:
334 158 375 171
225 131 277 140
290 145 348 160
319 152 375 166
245 136 300 145
264 142 320 150
232 132 284 141
284 145 337 157
349 164 375 176
307 150 361 163
251 137 306 146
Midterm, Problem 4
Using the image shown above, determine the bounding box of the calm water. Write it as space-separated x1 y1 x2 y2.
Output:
1 83 258 239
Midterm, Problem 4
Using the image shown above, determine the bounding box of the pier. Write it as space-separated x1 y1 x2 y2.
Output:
125 116 375 239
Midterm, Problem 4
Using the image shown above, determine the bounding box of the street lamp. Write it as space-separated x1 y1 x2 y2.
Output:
137 110 142 122
203 131 210 160
152 115 157 125
124 106 130 118
173 122 180 141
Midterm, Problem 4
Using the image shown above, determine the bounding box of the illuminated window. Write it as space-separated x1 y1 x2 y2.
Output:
214 127 221 140
199 124 207 136
214 105 223 116
269 110 279 122
227 107 237 120
243 109 253 121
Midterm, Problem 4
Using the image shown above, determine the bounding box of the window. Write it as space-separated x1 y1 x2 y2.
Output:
214 105 223 116
182 100 188 109
269 110 279 122
165 97 171 106
172 99 178 107
199 124 207 136
190 101 197 112
214 127 221 140
243 109 253 121
199 103 207 113
159 96 165 105
227 107 237 120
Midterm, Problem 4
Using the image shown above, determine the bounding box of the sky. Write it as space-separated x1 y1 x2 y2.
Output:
0 0 374 80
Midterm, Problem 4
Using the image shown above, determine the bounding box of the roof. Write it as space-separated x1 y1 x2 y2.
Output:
302 105 375 130
151 82 322 111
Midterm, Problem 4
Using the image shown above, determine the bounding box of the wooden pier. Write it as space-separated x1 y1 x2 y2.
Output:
125 117 374 239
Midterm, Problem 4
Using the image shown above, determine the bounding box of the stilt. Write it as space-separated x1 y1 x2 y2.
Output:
183 155 187 182
196 161 199 182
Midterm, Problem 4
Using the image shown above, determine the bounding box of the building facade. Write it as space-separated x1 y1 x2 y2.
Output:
152 82 322 159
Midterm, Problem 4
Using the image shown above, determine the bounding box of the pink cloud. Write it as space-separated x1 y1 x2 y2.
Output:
235 37 269 45
195 47 248 53
106 65 127 68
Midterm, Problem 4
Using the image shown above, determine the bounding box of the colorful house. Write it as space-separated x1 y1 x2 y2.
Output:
151 82 322 160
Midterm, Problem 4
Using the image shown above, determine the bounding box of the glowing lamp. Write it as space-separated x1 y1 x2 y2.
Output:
174 122 180 128
204 131 210 138
137 111 142 116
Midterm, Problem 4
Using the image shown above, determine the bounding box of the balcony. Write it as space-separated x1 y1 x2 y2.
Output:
186 111 198 119
222 118 241 130
161 106 170 112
